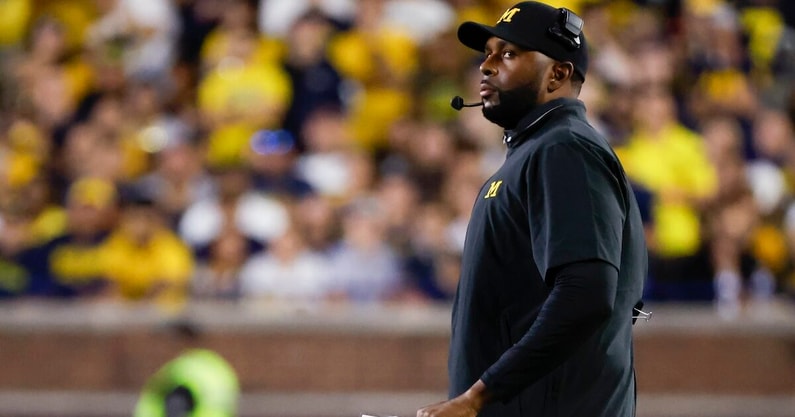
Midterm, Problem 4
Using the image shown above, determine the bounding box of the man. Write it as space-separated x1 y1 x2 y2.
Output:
417 2 647 417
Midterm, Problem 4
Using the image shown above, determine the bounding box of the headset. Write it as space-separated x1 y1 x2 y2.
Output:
548 8 584 50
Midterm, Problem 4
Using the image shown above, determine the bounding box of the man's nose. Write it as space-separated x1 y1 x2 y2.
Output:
480 61 496 76
479 55 497 76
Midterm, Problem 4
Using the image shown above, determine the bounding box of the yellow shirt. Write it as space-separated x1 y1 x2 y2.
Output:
197 61 292 166
197 61 292 121
346 87 412 151
328 28 417 150
29 206 68 245
740 7 784 75
697 68 752 108
49 242 107 286
328 28 417 86
100 229 194 300
617 123 717 257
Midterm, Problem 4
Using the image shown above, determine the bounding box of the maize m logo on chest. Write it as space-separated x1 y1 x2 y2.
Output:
484 180 503 199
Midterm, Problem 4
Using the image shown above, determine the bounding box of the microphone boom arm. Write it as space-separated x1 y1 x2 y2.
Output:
451 96 483 111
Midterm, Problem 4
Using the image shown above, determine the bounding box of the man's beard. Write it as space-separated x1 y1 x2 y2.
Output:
482 83 540 129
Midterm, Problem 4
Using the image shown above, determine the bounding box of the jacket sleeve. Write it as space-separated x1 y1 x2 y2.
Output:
479 259 618 402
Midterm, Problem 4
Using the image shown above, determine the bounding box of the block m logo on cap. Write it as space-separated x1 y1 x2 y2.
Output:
497 7 521 23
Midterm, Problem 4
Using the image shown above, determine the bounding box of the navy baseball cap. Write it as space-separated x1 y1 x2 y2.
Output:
458 1 589 79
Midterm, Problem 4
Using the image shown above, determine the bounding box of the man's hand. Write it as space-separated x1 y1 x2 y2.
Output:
416 380 490 417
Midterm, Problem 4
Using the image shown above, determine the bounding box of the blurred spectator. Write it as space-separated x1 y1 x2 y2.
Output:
120 79 182 176
616 86 718 300
174 0 223 68
0 209 31 298
383 120 460 202
60 119 124 182
280 8 345 150
326 196 404 302
12 175 67 246
239 226 332 302
85 0 180 81
751 106 795 169
588 79 636 146
746 107 795 295
296 106 374 201
191 229 248 300
247 129 313 199
62 78 176 185
258 0 355 39
0 118 55 205
101 191 194 305
327 0 418 151
10 16 91 134
0 121 66 299
17 177 118 297
197 0 292 168
737 1 793 105
292 193 340 254
67 39 129 136
133 131 214 226
0 173 66 295
0 174 51 297
200 0 282 72
701 115 765 317
579 2 634 86
440 151 489 254
178 164 289 256
197 71 291 167
403 202 460 301
681 2 759 128
375 172 421 251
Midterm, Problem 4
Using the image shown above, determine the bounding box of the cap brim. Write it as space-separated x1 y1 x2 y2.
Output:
457 22 493 52
457 21 535 52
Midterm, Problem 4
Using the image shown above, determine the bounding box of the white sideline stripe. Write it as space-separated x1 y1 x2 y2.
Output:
0 392 793 417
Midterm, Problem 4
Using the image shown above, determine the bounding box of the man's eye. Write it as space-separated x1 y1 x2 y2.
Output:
503 50 515 58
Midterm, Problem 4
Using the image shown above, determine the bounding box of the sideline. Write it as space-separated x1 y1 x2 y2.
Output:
0 391 793 417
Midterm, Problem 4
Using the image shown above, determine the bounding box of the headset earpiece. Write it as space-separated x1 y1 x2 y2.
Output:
548 8 583 51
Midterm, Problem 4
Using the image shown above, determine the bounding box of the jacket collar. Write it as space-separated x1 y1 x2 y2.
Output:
502 98 585 148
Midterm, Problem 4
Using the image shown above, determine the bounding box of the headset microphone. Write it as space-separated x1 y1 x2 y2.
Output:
450 96 483 111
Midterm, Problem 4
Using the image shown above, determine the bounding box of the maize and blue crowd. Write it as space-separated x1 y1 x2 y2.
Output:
0 0 794 317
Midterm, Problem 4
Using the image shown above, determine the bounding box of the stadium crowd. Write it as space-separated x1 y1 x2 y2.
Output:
0 0 794 318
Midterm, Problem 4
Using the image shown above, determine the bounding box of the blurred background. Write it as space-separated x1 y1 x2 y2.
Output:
0 0 793 416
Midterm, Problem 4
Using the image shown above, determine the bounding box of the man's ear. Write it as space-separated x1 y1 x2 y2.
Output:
548 62 575 92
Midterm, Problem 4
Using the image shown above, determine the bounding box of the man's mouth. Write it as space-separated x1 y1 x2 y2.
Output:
480 85 496 98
